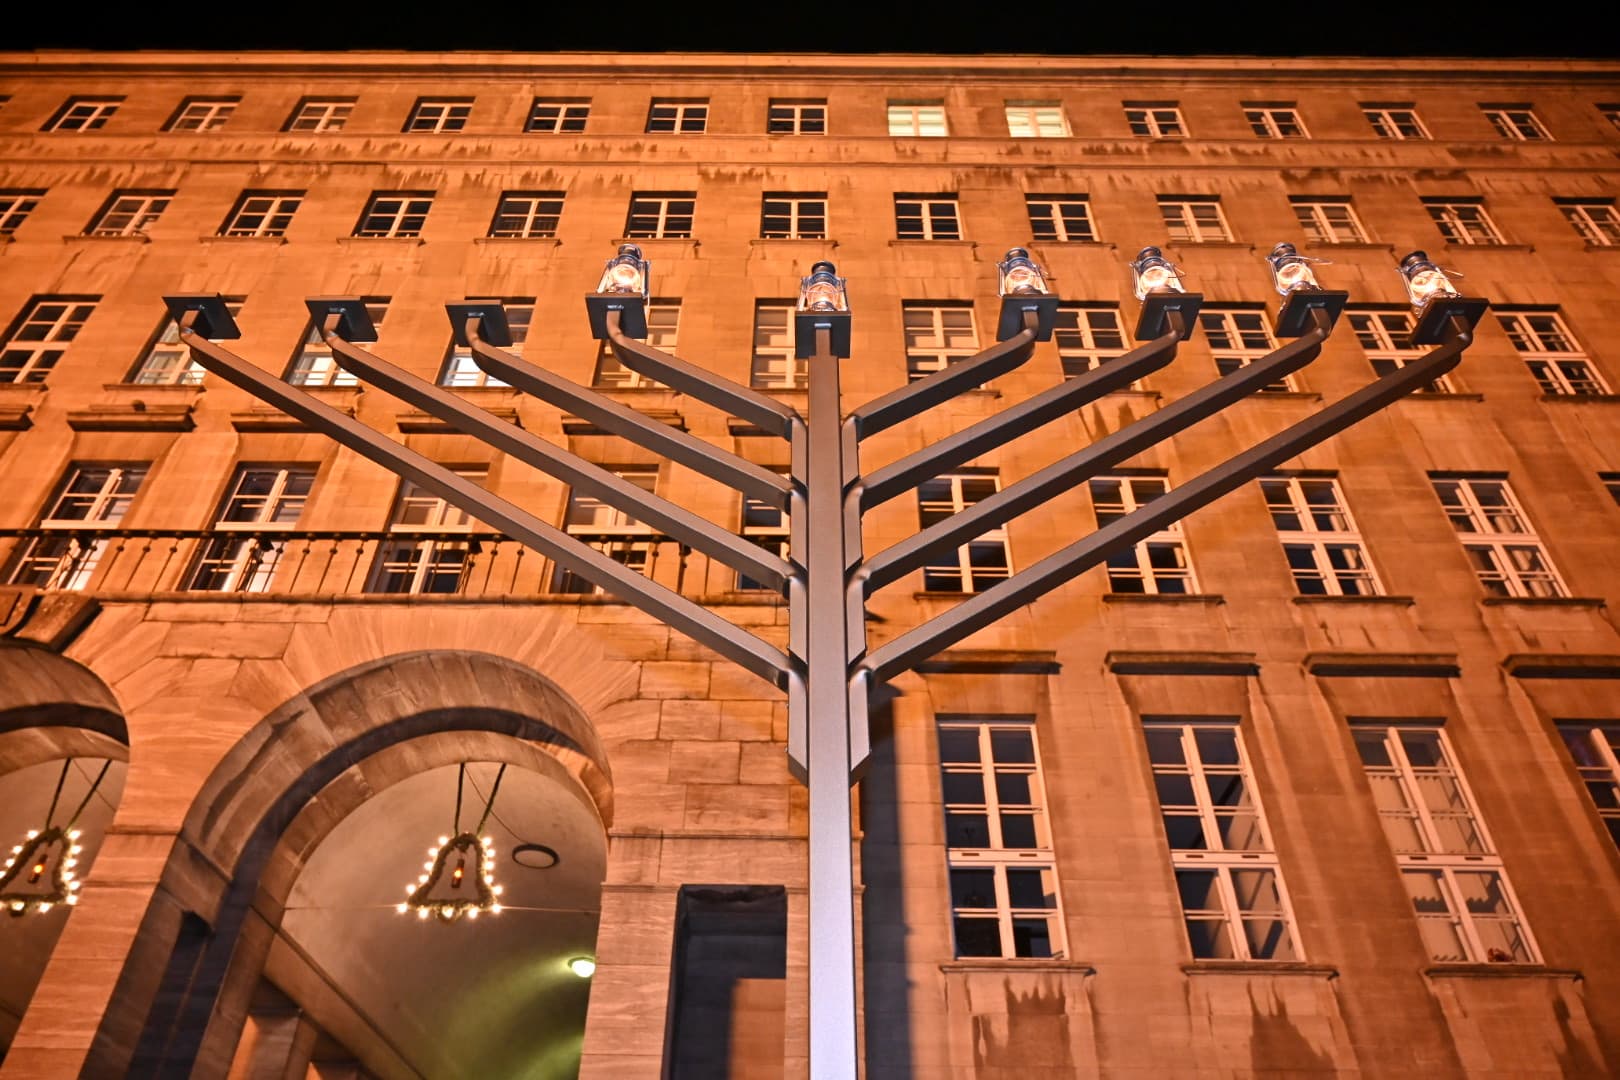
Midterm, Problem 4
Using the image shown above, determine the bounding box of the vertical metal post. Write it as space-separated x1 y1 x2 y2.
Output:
805 325 859 1080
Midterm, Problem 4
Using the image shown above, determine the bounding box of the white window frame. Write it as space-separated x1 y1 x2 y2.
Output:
646 100 708 134
488 191 564 238
45 97 121 132
1482 106 1550 141
1558 199 1620 246
917 470 1010 594
1245 105 1307 139
0 189 44 237
1144 720 1301 961
1557 723 1620 851
130 299 243 386
760 192 827 240
288 298 387 387
404 98 472 133
1423 199 1505 245
1290 197 1367 244
623 191 695 239
887 102 947 137
7 463 148 591
1353 723 1539 964
738 471 791 592
220 191 303 238
1496 309 1610 396
1090 474 1197 595
526 99 589 133
749 301 806 391
441 298 530 388
1054 303 1127 379
1025 195 1096 243
767 99 826 134
1200 307 1293 391
1 296 97 384
1125 104 1185 138
939 716 1066 960
166 97 237 132
1347 309 1456 393
285 98 353 133
553 466 660 594
186 466 315 593
353 192 433 238
903 302 978 381
1431 475 1569 598
894 194 961 241
1363 105 1429 140
87 191 173 238
1260 475 1382 596
595 300 679 389
1004 102 1069 138
1158 197 1231 243
367 468 486 595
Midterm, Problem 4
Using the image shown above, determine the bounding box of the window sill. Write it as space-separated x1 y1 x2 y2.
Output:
940 960 1095 975
1182 961 1338 978
1245 391 1323 402
1441 242 1534 255
612 237 699 255
0 402 32 430
101 382 203 394
888 239 977 253
198 234 288 246
1293 594 1415 606
1103 593 1225 606
338 236 426 247
1501 653 1620 679
750 237 836 248
1424 964 1582 981
1481 596 1606 609
1310 241 1396 253
1539 392 1620 403
1303 651 1459 678
66 233 151 244
1582 241 1620 253
1400 392 1484 401
473 237 561 248
1164 241 1256 253
1105 650 1258 676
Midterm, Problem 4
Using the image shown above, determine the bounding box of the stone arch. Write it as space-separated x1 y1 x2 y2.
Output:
87 649 613 1079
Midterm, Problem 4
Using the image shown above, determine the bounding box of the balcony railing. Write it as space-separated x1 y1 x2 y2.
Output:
0 528 692 598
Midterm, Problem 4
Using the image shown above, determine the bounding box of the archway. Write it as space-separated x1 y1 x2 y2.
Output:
88 650 613 1079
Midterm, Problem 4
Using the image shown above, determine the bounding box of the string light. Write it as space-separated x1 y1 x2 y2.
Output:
1 761 107 916
400 763 509 924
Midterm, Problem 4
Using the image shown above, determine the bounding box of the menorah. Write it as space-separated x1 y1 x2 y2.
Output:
165 241 1484 1080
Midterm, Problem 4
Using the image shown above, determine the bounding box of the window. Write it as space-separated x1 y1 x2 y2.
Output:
594 300 679 388
1089 474 1196 594
1200 307 1292 391
526 99 589 133
367 469 486 594
552 466 660 594
86 190 173 238
1423 198 1504 246
164 96 238 132
7 464 148 590
288 297 388 387
1496 309 1609 396
186 466 316 593
488 191 564 238
1158 197 1231 243
1481 105 1550 141
0 189 44 237
1025 195 1096 243
441 298 531 387
894 193 961 241
1 296 98 384
646 99 707 133
1347 309 1455 393
738 473 791 591
768 99 826 134
1004 102 1069 138
353 191 433 238
1260 475 1380 596
1144 720 1299 961
1054 304 1127 379
1245 104 1307 139
1603 105 1620 133
760 192 827 240
404 98 472 133
219 190 303 238
1362 104 1429 140
284 97 354 132
903 302 978 381
917 470 1011 593
750 302 805 390
939 717 1065 959
1125 103 1185 138
1290 197 1367 244
1431 475 1568 598
1556 198 1620 246
1353 723 1537 963
44 96 122 132
129 298 244 385
623 191 695 239
1557 723 1620 850
888 102 947 137
1603 472 1620 506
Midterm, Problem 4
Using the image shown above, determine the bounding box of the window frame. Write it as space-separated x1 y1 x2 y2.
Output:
283 97 354 133
1200 306 1293 391
85 189 174 238
1260 474 1382 597
1430 474 1569 598
738 468 791 591
403 97 473 133
1158 196 1231 244
129 298 245 386
1025 194 1096 243
440 297 531 388
917 469 1011 594
1124 102 1185 138
352 191 434 239
1481 104 1551 141
43 96 122 132
185 465 317 593
1244 104 1307 139
1004 102 1069 138
0 296 98 384
1556 722 1620 851
0 189 45 237
6 463 149 591
525 98 590 133
623 191 696 240
767 99 826 134
163 96 239 132
894 193 962 241
1053 303 1128 379
287 297 388 387
749 301 806 391
552 465 661 594
1347 308 1456 393
1422 198 1505 246
219 190 304 238
1289 197 1368 244
759 192 828 240
1089 473 1198 595
1557 199 1620 246
366 467 487 595
646 99 708 134
902 301 979 382
1362 104 1429 140
594 299 680 388
1495 309 1610 396
887 102 947 137
488 190 564 239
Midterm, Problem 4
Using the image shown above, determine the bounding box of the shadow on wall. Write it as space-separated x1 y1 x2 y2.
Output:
664 884 787 1080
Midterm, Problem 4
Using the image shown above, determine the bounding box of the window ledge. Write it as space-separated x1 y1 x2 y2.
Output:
749 237 836 247
1103 593 1225 606
338 236 425 247
888 239 978 252
1106 650 1258 676
102 382 203 394
1481 596 1606 609
1029 240 1118 251
66 403 194 432
0 382 47 396
473 237 561 247
1539 392 1620 403
1424 964 1582 981
1304 651 1459 678
66 233 151 244
1293 594 1415 606
611 237 699 255
199 234 288 246
1502 653 1620 679
398 408 520 433
1311 242 1396 253
1441 242 1534 254
1246 391 1323 402
1164 241 1256 253
1582 241 1620 253
1401 392 1484 401
701 592 788 606
0 402 33 430
940 960 1096 975
1182 961 1338 978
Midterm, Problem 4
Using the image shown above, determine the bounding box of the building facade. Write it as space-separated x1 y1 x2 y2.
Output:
0 50 1619 1078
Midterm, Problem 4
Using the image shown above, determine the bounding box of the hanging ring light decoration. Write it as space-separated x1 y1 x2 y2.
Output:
398 763 507 923
1 759 111 916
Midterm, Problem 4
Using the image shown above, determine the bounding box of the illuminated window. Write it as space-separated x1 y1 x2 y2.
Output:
917 470 1010 593
903 302 977 381
526 99 589 133
404 98 472 133
1125 102 1184 138
1431 475 1568 598
623 191 695 239
0 189 44 237
86 190 173 237
488 191 564 238
1362 104 1429 140
553 466 660 594
647 99 707 133
1 296 98 384
6 464 148 591
1422 198 1505 245
1558 723 1620 850
186 466 316 593
1200 307 1292 391
1260 475 1380 596
768 99 826 134
1481 104 1550 141
594 300 679 389
440 298 531 388
284 97 354 132
353 191 433 238
1290 197 1367 244
43 96 122 132
760 192 827 240
1089 474 1196 595
895 193 961 241
1004 102 1069 137
219 190 303 238
1158 197 1230 243
288 297 388 387
1025 195 1096 243
888 102 947 137
164 96 238 132
1245 104 1307 138
1556 198 1620 246
368 469 487 594
750 302 806 391
1496 309 1609 396
1054 304 1127 378
1347 309 1455 393
129 298 244 385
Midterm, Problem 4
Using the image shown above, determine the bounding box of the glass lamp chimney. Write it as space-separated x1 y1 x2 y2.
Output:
597 244 650 298
1131 246 1186 300
1267 242 1323 296
798 261 848 314
1398 250 1461 311
997 248 1050 297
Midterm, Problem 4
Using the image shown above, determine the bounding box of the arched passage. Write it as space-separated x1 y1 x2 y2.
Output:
85 650 613 1079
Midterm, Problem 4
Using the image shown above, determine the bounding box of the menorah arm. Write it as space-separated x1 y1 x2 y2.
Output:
318 321 793 592
176 317 794 688
459 316 792 510
844 310 1040 442
607 311 803 440
861 317 1473 684
860 309 1333 593
859 314 1189 511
